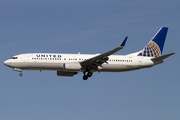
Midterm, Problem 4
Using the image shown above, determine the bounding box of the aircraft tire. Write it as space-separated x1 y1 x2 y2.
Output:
83 75 88 80
87 72 93 77
19 73 23 76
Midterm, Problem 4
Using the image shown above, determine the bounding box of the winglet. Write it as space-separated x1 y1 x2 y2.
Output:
120 36 128 47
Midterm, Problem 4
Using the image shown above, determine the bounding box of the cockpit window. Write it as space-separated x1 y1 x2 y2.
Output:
11 57 18 59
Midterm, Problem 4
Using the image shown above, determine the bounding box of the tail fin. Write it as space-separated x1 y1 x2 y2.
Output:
138 27 168 57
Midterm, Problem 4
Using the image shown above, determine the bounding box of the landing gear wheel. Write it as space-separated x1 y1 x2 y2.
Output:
87 72 93 77
19 72 23 76
83 75 88 80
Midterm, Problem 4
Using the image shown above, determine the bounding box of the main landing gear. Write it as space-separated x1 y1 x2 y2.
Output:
83 71 93 80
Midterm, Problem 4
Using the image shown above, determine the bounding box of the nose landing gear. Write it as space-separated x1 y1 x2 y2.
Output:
13 68 23 77
19 72 23 76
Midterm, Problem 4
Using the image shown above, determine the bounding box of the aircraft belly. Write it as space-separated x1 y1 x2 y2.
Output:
101 64 141 72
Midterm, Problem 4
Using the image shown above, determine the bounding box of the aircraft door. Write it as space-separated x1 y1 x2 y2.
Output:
23 55 29 67
24 55 28 63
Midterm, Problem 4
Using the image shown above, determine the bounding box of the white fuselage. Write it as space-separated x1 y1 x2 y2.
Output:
3 27 174 80
4 53 158 72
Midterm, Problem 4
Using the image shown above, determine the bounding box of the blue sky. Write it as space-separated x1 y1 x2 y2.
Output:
0 0 179 120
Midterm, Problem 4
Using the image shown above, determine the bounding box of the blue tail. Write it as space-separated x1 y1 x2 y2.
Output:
138 27 168 57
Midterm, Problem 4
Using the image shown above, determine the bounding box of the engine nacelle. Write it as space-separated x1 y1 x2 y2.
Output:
57 71 77 77
63 62 82 71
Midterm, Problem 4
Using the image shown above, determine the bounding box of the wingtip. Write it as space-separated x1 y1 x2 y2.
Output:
170 52 176 56
120 36 128 47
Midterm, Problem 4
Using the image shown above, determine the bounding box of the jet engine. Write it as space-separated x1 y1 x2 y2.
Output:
63 62 82 71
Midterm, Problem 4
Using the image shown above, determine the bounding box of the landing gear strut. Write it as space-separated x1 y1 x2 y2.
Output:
83 71 93 80
13 68 23 77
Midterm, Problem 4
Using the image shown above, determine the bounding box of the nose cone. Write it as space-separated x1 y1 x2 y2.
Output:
4 60 11 67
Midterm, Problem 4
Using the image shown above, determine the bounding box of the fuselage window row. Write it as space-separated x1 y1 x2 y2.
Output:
109 59 133 62
31 58 132 62
32 58 62 60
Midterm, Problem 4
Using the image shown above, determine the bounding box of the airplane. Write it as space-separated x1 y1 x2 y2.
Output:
4 27 175 80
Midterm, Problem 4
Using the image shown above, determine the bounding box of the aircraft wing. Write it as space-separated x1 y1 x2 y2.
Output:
80 37 128 70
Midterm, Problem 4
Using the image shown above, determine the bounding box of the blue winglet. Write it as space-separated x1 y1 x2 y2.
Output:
120 36 128 47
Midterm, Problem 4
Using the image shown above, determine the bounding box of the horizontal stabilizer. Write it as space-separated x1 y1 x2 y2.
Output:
151 53 175 61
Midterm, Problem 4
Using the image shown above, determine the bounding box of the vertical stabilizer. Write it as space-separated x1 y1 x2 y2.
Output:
138 27 168 57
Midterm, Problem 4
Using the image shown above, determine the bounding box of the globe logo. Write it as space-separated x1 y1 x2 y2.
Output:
138 41 161 57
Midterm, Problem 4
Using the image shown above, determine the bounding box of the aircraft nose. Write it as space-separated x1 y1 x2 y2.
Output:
4 60 10 66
